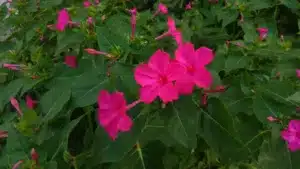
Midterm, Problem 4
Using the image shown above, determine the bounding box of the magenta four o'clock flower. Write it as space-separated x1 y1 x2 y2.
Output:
154 3 168 16
296 69 300 78
175 42 214 94
56 8 70 32
281 120 300 152
97 90 140 140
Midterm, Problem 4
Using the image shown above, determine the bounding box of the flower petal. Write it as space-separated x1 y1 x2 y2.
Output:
140 85 158 104
175 76 194 95
193 67 213 88
118 115 133 132
148 50 170 74
158 83 179 103
134 63 158 86
195 47 214 67
175 42 195 67
288 120 300 132
166 61 186 81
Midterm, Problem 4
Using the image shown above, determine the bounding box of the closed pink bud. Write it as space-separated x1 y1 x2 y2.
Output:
267 116 278 122
296 69 300 78
185 2 192 10
95 0 100 5
12 160 23 169
87 17 94 25
257 27 268 41
3 63 21 70
10 97 22 117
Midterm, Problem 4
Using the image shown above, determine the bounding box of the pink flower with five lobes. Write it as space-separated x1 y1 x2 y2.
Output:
174 42 214 94
98 90 140 140
83 0 92 8
281 119 300 152
134 49 185 104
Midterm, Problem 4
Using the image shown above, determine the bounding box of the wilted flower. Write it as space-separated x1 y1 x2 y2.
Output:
134 50 185 103
296 69 300 78
154 3 168 16
10 97 22 117
64 56 77 68
94 0 100 5
0 130 8 139
128 8 137 40
257 27 268 41
281 120 300 152
83 1 92 8
56 9 70 31
98 90 140 140
185 2 192 10
26 95 37 109
31 148 39 165
87 17 94 25
2 63 21 70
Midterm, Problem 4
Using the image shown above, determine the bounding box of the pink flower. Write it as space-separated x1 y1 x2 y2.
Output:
26 95 37 109
64 56 77 68
7 0 12 3
257 27 268 41
56 9 70 32
87 17 94 25
155 17 183 45
2 63 21 70
296 69 300 78
134 50 185 104
98 90 140 140
154 3 168 16
281 120 300 152
175 42 214 94
10 97 22 117
94 0 100 5
128 8 137 40
83 1 92 8
185 2 192 10
0 130 8 139
12 160 23 169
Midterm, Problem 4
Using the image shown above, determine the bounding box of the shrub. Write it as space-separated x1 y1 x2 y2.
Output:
1 0 300 168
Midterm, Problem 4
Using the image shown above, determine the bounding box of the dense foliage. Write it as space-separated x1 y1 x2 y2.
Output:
1 0 300 168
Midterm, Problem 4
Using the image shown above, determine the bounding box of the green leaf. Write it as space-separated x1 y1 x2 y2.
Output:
72 74 109 107
217 9 239 28
55 30 85 55
167 96 199 148
40 87 71 121
0 78 24 110
90 107 150 165
287 92 300 103
198 98 252 163
225 55 251 72
40 0 63 8
96 15 130 52
280 0 299 9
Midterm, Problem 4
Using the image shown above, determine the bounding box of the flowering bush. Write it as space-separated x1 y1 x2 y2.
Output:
1 0 300 168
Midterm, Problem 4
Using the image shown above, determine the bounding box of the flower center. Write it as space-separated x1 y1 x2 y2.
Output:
187 65 195 74
158 75 168 85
